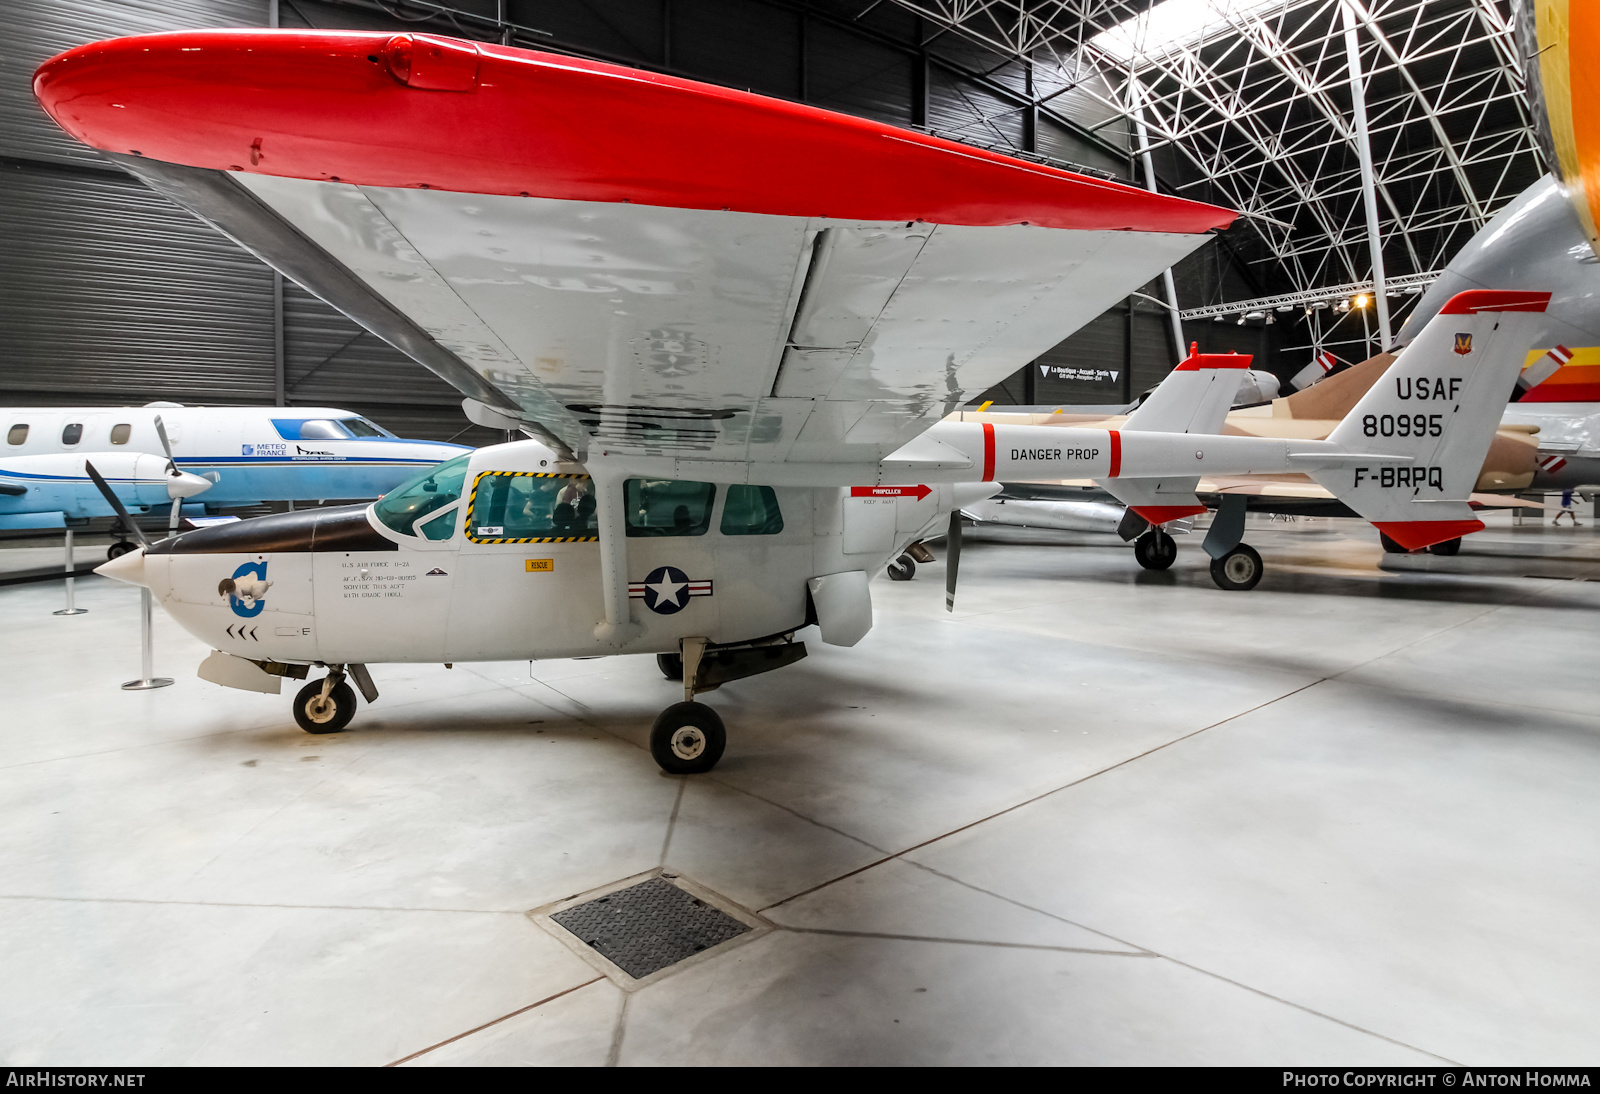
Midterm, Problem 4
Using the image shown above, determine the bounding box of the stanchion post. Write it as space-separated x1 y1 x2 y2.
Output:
53 527 87 616
121 585 173 691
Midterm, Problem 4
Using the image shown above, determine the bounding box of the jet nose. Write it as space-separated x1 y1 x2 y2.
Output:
96 546 147 587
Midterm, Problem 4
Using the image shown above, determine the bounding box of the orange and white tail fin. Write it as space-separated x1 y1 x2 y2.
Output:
1102 344 1251 526
1312 290 1550 549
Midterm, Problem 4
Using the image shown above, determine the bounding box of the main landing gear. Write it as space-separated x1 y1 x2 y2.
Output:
291 664 379 735
1134 495 1263 591
649 635 808 775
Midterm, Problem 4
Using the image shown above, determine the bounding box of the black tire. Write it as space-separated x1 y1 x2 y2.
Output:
1209 544 1263 591
293 679 357 734
1379 532 1409 554
106 541 134 560
650 701 726 775
656 652 684 681
887 555 916 581
1429 537 1462 556
1133 530 1177 571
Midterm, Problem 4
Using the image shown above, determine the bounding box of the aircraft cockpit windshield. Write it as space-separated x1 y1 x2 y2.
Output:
340 417 393 438
372 454 471 540
273 416 396 441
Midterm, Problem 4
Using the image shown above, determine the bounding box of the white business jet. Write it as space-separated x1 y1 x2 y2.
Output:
39 29 1543 772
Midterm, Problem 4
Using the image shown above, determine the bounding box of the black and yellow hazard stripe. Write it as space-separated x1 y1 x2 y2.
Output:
463 470 600 545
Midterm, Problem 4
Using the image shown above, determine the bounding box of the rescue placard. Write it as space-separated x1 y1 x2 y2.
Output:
526 558 554 572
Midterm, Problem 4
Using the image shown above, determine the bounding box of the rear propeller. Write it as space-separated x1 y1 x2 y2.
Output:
84 461 151 549
944 509 962 612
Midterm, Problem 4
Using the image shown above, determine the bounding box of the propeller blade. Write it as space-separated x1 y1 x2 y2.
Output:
945 509 962 613
84 461 150 548
153 415 177 476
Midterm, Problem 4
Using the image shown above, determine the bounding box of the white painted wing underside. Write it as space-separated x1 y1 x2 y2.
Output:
238 175 1208 469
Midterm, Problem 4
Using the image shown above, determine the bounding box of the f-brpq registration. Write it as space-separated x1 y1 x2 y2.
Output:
37 29 1545 772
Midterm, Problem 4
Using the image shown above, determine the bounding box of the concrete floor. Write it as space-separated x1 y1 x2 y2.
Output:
2 512 1599 1066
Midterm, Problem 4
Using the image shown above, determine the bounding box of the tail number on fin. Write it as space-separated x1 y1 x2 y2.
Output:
1363 413 1444 438
1354 466 1445 490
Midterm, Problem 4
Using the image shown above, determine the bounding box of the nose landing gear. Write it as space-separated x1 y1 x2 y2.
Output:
291 663 378 734
294 673 356 734
1133 529 1177 570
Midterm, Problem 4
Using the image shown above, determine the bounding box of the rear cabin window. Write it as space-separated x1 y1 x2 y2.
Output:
720 485 784 535
625 479 715 537
6 425 26 445
468 473 597 542
61 423 83 446
110 424 131 444
372 454 471 537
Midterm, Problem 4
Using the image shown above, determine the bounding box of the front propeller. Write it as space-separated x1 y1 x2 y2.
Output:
945 509 962 613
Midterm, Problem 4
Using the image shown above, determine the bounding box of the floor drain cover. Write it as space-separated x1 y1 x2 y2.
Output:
550 876 751 979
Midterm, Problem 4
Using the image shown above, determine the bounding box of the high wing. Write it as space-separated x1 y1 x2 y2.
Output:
35 30 1232 476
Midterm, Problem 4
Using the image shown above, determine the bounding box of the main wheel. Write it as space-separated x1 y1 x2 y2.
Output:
656 653 684 681
293 679 357 734
1209 544 1263 591
887 554 916 581
106 541 134 560
650 702 726 775
1379 532 1408 554
1429 537 1462 556
1133 529 1177 570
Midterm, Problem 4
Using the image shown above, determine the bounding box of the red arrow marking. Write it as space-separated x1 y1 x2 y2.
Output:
851 485 932 501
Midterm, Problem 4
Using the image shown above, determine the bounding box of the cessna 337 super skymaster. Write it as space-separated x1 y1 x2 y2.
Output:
36 29 1547 772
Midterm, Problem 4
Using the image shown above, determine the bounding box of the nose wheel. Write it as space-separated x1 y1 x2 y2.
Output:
293 675 357 734
1133 529 1177 570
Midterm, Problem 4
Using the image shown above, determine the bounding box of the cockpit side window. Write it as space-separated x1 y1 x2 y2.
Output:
624 479 715 537
61 423 83 446
372 454 471 537
6 425 27 445
720 485 784 535
466 473 598 542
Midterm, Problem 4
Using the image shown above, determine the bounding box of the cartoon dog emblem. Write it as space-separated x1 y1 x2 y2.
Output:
1453 333 1473 356
219 561 272 618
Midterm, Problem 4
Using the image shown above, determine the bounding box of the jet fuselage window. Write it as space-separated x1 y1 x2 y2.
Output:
6 425 26 445
110 424 131 444
467 473 597 542
624 479 715 537
372 454 471 537
720 484 784 535
61 423 83 446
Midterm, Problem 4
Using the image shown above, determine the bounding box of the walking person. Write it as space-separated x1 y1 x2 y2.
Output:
1553 488 1582 526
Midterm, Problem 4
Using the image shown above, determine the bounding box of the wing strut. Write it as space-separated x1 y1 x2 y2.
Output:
589 465 643 647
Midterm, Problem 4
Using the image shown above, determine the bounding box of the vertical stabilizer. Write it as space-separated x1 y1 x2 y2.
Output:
1313 290 1550 549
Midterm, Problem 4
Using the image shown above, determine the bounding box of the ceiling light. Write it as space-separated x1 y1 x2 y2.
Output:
1089 0 1285 63
1276 305 1294 312
1353 293 1370 309
1245 310 1265 320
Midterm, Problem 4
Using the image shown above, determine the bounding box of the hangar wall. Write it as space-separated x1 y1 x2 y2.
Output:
0 0 1265 434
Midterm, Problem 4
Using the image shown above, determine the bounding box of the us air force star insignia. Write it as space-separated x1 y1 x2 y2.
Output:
629 566 713 615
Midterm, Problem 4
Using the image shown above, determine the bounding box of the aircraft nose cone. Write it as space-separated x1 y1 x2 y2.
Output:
95 547 147 587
